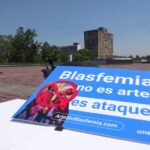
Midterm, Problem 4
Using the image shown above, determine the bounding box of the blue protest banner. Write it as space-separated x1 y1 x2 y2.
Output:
13 66 150 144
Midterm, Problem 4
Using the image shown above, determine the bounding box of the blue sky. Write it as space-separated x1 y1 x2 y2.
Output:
0 0 150 56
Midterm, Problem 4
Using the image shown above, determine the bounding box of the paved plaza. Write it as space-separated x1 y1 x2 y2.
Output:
0 66 43 102
0 63 149 103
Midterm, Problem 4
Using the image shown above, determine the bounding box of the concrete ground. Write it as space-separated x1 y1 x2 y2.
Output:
0 66 43 103
0 63 149 103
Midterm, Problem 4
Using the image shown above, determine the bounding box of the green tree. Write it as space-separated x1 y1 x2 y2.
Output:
129 55 133 59
11 27 40 63
41 42 51 60
50 45 61 62
41 42 61 62
135 55 140 60
145 55 150 61
0 35 13 63
0 27 62 64
74 49 93 61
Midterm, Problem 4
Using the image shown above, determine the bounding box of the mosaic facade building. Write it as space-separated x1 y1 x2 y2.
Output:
84 27 113 59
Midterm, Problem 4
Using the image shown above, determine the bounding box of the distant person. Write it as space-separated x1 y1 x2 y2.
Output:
41 58 56 78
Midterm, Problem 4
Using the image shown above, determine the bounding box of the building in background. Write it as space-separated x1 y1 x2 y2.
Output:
84 27 113 59
60 43 80 61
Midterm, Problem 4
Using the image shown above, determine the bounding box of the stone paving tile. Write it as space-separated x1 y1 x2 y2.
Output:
0 83 37 102
0 66 44 102
0 66 43 86
0 91 22 102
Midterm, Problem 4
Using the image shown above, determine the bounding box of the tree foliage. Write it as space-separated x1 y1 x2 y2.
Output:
0 27 61 64
142 55 150 61
0 27 41 63
74 49 93 61
41 42 61 62
10 27 40 63
0 35 13 63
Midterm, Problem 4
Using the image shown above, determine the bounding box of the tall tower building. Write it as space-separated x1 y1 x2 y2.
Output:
84 27 113 59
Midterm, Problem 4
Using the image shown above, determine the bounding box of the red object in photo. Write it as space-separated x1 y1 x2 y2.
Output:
36 80 78 110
